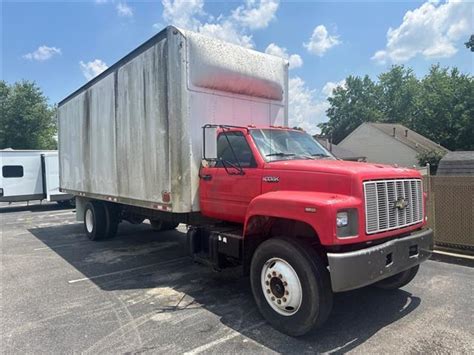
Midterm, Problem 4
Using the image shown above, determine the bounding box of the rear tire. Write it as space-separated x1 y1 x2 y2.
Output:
250 237 333 336
150 219 179 231
84 201 107 241
103 203 121 239
375 265 420 290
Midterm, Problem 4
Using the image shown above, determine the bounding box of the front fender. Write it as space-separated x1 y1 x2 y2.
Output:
244 191 361 245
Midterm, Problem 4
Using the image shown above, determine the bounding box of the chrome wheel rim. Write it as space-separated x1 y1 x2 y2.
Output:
260 257 303 316
85 209 94 233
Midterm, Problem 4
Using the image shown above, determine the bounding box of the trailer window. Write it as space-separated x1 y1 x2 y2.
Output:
216 132 256 168
2 165 24 178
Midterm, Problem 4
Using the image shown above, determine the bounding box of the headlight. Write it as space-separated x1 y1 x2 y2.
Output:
336 209 358 238
336 212 349 228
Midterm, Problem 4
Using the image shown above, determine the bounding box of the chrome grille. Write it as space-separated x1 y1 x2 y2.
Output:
364 179 423 234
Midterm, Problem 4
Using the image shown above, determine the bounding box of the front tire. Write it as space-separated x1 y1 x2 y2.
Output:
250 237 333 336
375 265 420 290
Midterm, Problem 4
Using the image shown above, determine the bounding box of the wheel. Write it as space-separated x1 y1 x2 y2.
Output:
250 237 333 336
103 203 121 239
375 265 420 290
186 227 200 256
84 201 107 241
150 219 179 231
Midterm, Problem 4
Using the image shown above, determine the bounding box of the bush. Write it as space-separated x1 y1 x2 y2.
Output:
417 150 446 175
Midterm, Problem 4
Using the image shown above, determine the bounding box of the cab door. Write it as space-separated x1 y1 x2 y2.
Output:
199 131 262 223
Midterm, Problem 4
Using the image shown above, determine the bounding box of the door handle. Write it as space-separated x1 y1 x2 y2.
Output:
201 174 212 181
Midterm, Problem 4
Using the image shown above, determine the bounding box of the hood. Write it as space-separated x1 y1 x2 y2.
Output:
264 159 422 181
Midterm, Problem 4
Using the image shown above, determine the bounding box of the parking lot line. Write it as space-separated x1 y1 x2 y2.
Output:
34 242 85 251
183 321 267 355
68 257 189 284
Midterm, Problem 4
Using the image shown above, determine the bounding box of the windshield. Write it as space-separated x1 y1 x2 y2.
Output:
250 129 335 162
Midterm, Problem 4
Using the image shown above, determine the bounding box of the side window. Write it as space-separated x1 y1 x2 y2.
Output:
2 165 24 178
216 132 256 168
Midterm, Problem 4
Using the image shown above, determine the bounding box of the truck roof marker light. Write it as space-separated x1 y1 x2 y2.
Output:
305 207 317 213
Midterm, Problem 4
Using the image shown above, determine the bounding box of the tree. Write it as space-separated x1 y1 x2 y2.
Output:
320 65 473 150
319 75 383 143
412 65 474 151
377 65 419 126
416 150 445 175
0 80 57 150
465 34 474 52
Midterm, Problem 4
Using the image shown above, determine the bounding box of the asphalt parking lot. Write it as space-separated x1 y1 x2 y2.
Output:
1 202 473 354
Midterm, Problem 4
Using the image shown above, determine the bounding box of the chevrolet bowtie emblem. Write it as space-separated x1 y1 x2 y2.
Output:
394 197 409 210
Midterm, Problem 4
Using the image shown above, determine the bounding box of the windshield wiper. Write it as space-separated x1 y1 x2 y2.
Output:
311 153 331 158
266 152 295 157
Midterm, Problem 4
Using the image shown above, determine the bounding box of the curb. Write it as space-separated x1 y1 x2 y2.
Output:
430 249 474 268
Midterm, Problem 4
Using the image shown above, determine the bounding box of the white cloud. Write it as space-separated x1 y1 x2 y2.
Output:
265 43 303 69
153 22 164 30
23 45 61 61
372 0 473 64
304 25 341 56
160 0 280 49
80 59 108 81
200 21 254 48
116 2 133 18
288 77 330 134
321 79 346 97
162 0 204 30
231 0 279 30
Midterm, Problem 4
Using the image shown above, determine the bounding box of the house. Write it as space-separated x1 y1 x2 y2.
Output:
338 123 449 167
437 151 474 176
314 137 366 161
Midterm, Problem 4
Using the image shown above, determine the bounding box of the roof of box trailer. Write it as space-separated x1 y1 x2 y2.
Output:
58 27 168 106
58 26 288 107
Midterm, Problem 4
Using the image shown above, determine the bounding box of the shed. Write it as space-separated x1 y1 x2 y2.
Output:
437 151 474 176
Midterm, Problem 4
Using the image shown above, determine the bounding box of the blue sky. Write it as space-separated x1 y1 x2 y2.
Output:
3 0 473 133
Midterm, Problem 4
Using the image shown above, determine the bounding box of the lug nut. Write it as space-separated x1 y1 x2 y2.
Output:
265 280 269 286
283 281 288 286
272 271 276 276
271 296 275 301
278 274 282 279
277 300 281 304
285 291 289 295
267 274 271 279
266 289 271 294
282 297 287 302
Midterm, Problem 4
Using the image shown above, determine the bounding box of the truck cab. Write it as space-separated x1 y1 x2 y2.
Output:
191 125 433 335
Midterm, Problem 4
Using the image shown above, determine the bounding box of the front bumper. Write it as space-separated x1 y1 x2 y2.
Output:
328 228 433 292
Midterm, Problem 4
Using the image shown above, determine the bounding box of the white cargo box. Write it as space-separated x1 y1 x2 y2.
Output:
58 26 288 213
0 150 72 203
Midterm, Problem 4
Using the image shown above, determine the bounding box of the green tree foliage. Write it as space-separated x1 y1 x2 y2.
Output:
320 65 474 151
416 150 445 175
320 75 383 144
0 80 57 150
465 34 474 52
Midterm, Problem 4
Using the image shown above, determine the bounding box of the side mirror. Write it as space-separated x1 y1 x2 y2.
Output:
202 125 218 160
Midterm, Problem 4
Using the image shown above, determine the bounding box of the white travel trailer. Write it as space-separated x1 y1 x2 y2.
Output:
0 150 73 206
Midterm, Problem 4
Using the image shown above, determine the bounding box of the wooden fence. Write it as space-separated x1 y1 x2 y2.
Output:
424 176 474 250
